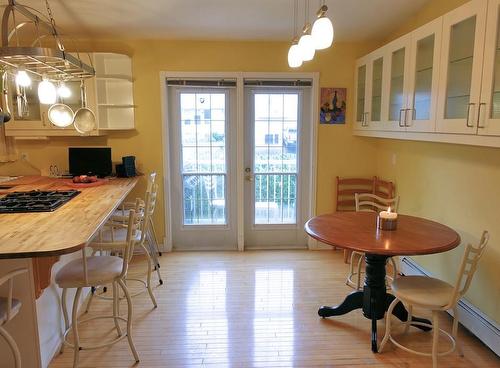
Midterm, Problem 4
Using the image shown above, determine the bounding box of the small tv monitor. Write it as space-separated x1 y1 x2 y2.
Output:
69 147 112 178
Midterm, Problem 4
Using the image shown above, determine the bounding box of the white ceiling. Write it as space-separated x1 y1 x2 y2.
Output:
10 0 431 42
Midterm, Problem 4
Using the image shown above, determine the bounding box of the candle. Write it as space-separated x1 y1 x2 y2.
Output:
379 207 398 220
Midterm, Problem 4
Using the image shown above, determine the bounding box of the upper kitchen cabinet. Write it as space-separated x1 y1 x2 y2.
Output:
382 34 411 131
93 53 135 130
478 0 500 136
405 18 442 132
436 0 487 134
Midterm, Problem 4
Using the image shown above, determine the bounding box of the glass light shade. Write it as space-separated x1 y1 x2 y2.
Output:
15 70 31 87
311 16 334 50
38 80 57 104
57 83 71 98
298 34 315 61
288 43 303 68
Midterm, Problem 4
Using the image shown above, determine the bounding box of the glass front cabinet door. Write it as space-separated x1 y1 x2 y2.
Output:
436 0 487 134
382 34 411 131
406 18 442 132
354 56 370 129
478 0 500 136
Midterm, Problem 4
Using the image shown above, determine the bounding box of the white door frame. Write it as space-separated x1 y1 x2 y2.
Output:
160 71 319 251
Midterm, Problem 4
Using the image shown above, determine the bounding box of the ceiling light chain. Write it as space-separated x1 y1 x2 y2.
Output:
287 0 334 68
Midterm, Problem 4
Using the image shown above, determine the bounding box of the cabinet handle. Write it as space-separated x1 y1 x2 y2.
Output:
398 108 406 127
477 102 486 128
405 109 416 127
466 102 475 128
364 112 369 127
42 112 46 127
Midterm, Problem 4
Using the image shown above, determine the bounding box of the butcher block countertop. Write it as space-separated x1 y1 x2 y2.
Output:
0 176 139 259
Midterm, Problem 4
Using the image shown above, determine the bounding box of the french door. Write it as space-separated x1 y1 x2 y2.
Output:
168 79 312 250
168 85 238 249
244 87 311 248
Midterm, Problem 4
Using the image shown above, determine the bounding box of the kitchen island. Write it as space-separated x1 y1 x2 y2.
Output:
0 176 139 368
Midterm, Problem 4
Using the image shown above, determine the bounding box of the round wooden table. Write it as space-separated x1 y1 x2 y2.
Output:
305 212 460 353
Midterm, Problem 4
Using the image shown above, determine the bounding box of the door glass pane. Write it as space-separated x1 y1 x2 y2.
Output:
445 16 476 119
491 9 500 119
180 92 227 225
356 65 366 122
253 93 298 224
371 57 383 121
389 48 406 121
413 34 435 120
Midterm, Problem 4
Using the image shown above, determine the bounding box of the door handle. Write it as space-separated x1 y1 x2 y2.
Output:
466 102 475 128
477 102 486 128
245 167 253 182
363 112 369 127
405 108 414 127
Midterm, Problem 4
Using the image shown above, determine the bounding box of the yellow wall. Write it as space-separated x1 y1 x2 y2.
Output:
374 0 499 323
0 38 379 245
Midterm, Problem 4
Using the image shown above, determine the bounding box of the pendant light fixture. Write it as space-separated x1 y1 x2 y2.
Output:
311 1 334 50
288 0 303 68
38 77 57 104
15 69 31 87
298 0 315 62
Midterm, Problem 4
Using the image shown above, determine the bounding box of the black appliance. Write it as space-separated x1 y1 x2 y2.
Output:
69 147 112 178
116 156 136 178
0 190 80 213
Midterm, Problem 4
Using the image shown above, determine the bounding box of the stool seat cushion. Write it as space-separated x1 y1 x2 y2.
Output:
0 297 21 324
391 275 454 308
55 256 123 288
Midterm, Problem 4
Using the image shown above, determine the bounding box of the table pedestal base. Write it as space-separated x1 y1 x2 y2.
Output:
318 254 431 353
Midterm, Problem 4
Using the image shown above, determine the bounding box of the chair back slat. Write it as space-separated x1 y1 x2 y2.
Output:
448 231 489 307
122 209 141 276
355 193 400 213
336 176 376 212
336 176 396 212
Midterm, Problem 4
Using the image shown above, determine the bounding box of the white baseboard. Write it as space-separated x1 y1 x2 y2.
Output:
400 257 500 356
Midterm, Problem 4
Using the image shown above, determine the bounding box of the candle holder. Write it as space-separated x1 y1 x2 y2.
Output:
377 215 398 231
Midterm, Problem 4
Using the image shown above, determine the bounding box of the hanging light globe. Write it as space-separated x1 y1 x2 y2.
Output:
288 39 303 68
57 83 71 98
298 27 315 62
16 70 31 87
311 5 334 50
38 78 57 104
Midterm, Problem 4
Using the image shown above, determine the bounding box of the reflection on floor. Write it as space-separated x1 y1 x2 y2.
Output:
50 250 498 367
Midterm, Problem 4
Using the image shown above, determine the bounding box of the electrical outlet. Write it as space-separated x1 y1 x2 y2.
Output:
20 152 29 161
391 153 397 166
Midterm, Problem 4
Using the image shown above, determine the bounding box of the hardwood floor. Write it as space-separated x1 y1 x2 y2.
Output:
50 250 499 367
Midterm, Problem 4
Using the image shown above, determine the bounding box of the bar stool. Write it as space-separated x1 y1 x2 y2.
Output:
380 231 489 368
113 172 163 283
55 210 140 368
0 268 28 368
88 184 159 309
346 193 400 289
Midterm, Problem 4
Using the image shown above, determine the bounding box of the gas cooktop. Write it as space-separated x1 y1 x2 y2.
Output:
0 190 81 213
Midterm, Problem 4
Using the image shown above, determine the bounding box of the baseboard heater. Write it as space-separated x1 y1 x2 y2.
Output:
400 257 500 356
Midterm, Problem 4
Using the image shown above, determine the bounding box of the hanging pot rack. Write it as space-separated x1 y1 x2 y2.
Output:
0 0 95 81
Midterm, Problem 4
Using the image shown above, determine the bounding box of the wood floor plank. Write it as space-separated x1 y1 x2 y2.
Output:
49 250 499 368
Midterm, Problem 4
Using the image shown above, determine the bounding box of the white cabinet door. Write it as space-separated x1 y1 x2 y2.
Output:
436 0 487 134
406 18 442 132
478 0 500 136
381 34 411 131
367 49 386 130
354 56 371 129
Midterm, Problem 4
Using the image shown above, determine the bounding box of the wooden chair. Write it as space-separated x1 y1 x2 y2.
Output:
346 193 400 290
335 176 395 262
0 268 28 368
380 231 489 368
55 210 140 368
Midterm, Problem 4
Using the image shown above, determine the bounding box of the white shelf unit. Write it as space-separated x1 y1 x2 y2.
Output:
93 53 135 130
